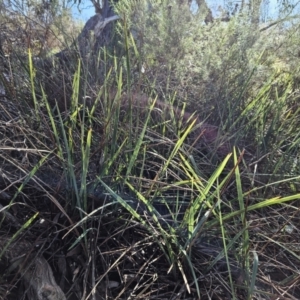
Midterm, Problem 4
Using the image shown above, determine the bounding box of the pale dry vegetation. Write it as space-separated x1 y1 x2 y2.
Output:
0 1 300 299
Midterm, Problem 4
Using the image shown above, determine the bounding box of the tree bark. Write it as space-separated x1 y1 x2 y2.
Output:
196 0 213 23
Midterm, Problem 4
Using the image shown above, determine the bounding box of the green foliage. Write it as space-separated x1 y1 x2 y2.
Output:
1 1 300 298
0 0 82 56
113 0 300 185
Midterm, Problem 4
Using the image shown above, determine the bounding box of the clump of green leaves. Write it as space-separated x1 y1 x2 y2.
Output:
114 0 300 187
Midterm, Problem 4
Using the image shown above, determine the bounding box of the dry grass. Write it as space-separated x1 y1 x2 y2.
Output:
1 3 300 299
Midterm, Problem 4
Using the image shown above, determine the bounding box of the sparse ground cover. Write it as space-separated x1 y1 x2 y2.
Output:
1 1 300 299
